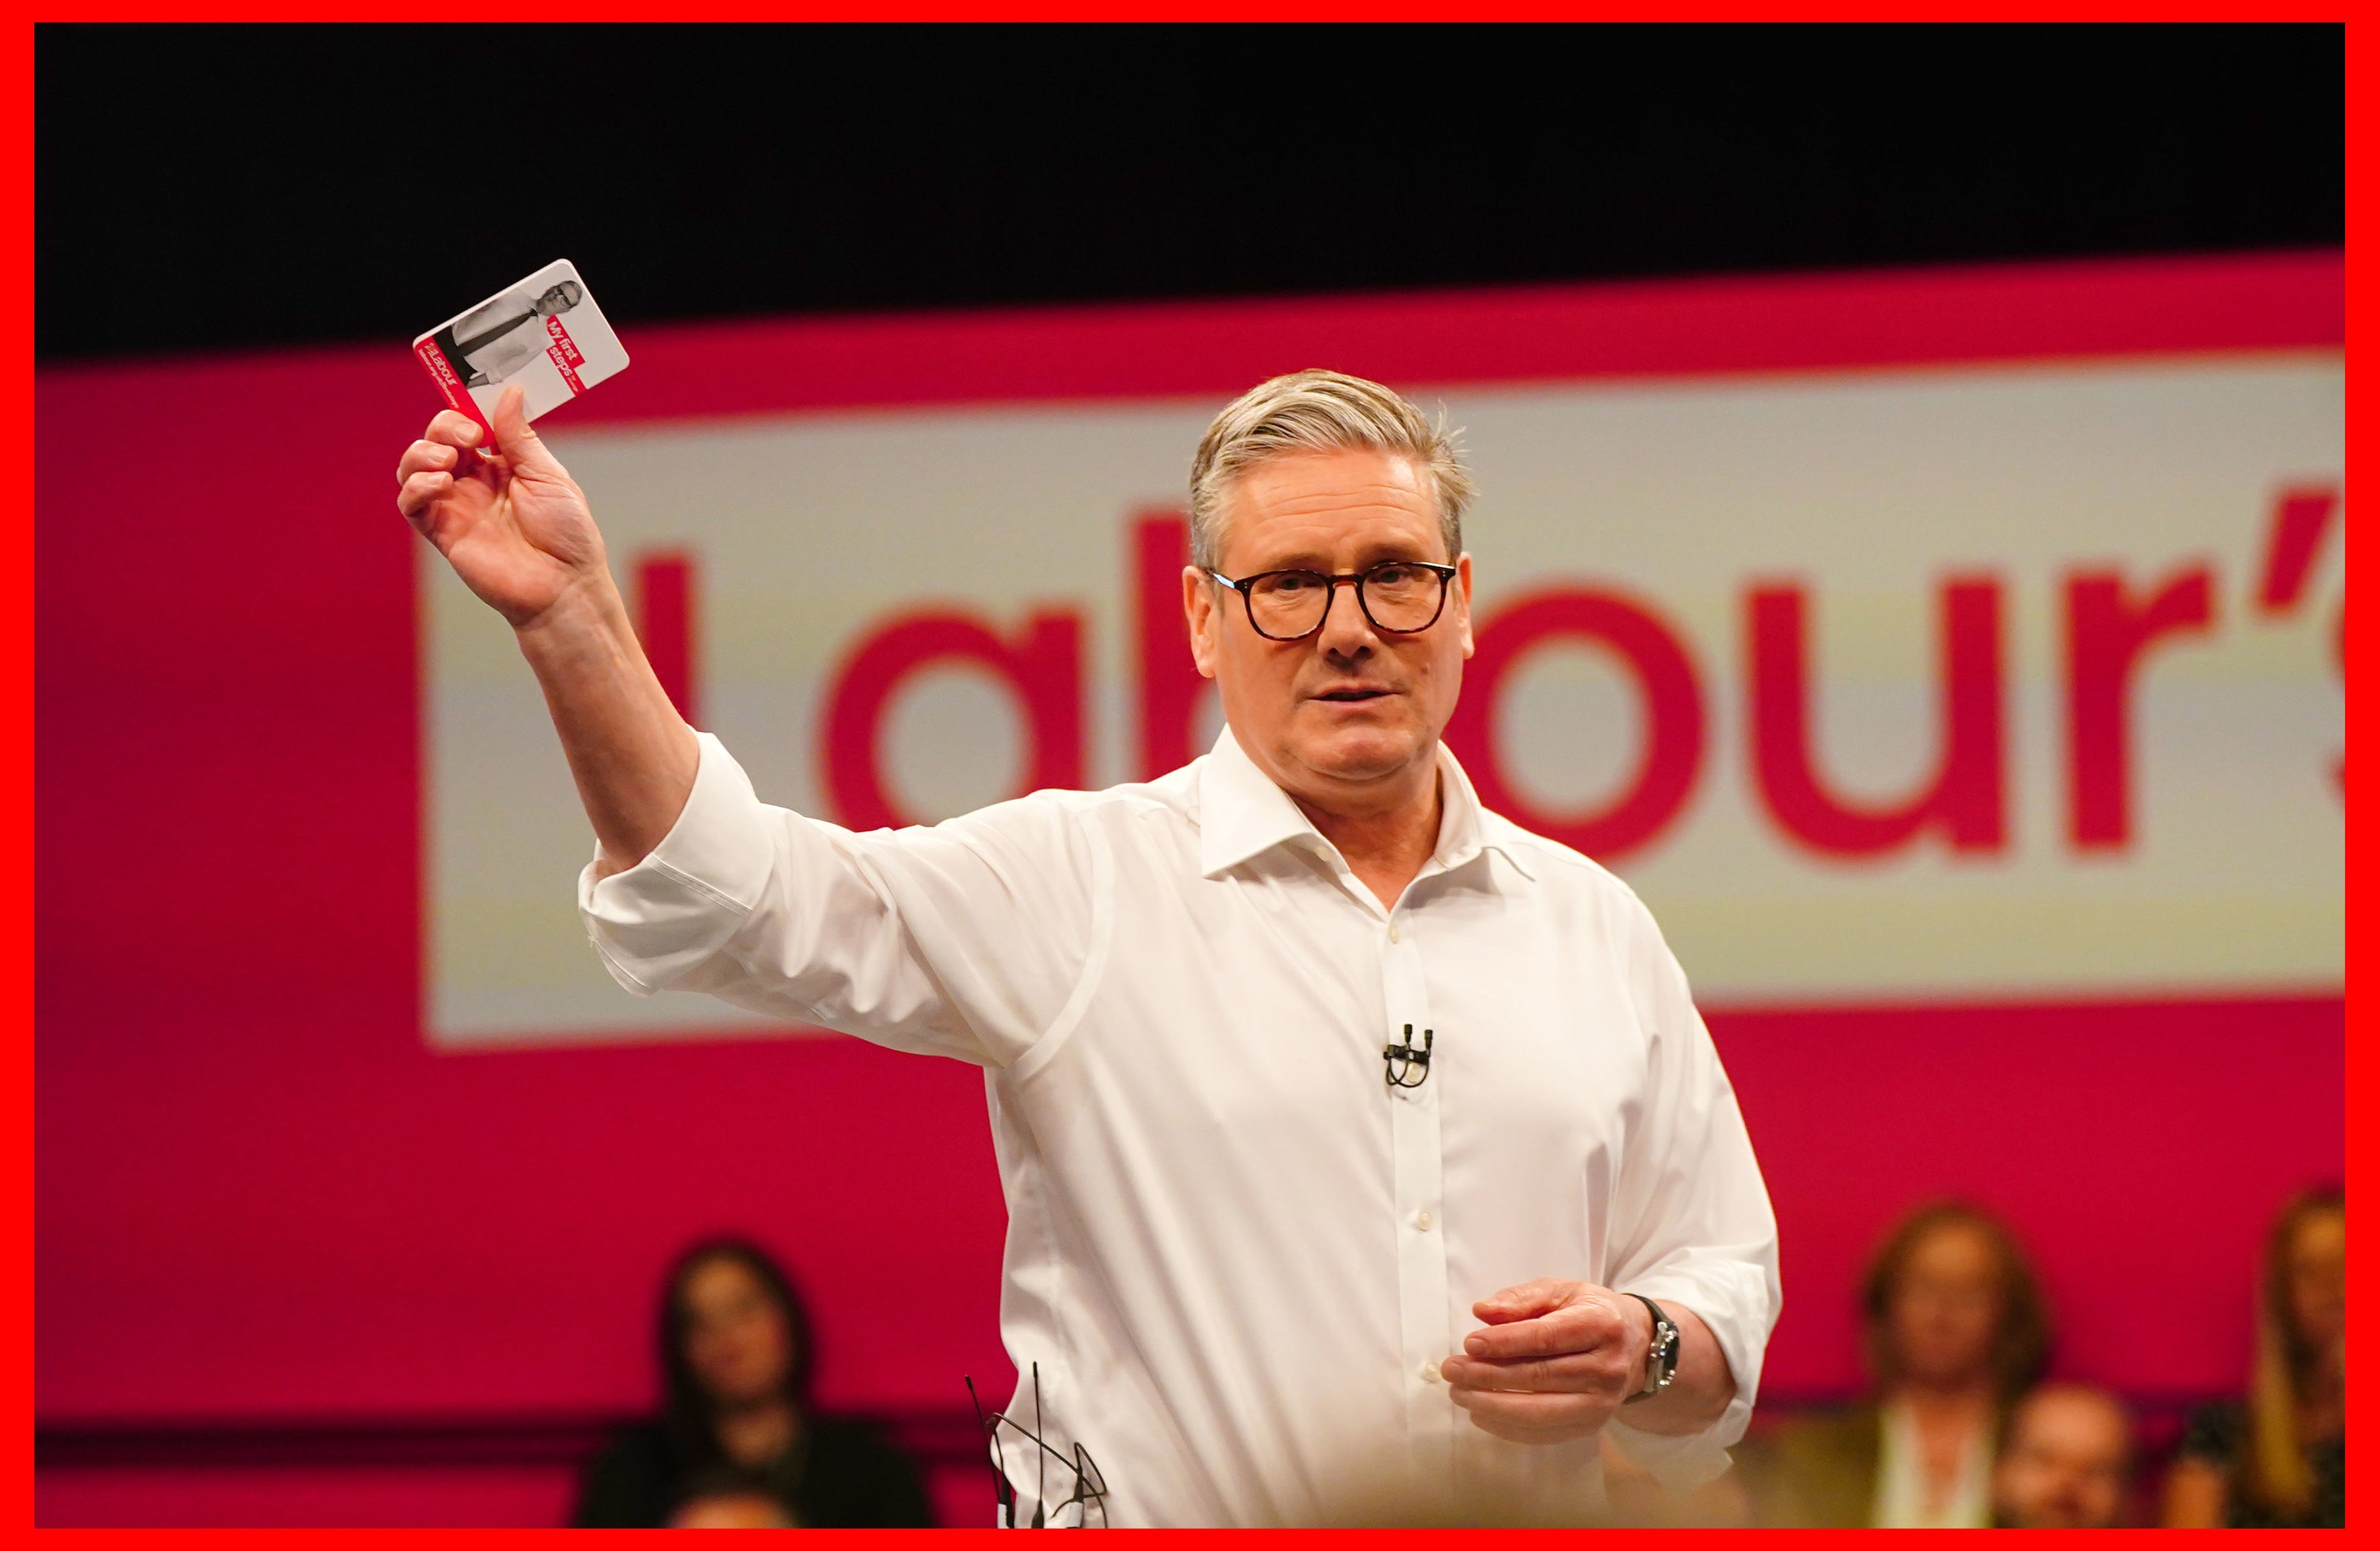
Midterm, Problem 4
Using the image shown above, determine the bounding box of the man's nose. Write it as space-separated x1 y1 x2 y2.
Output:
1314 577 1380 657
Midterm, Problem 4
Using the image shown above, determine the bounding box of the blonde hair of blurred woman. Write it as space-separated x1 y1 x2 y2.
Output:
2162 1184 2346 1528
2244 1186 2345 1515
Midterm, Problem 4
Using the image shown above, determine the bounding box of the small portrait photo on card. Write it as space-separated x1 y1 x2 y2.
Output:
413 259 628 425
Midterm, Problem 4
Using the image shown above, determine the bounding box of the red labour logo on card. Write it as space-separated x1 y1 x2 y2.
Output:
411 337 495 438
413 339 469 412
545 316 588 395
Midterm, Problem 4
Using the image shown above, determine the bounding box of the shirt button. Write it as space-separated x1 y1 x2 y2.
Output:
1388 922 1402 944
1421 1359 1440 1382
1414 1210 1433 1231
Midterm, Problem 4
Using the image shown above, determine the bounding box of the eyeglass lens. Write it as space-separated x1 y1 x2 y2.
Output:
1245 562 1446 639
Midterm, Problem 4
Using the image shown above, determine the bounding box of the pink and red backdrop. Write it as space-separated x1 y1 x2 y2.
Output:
36 253 2343 1526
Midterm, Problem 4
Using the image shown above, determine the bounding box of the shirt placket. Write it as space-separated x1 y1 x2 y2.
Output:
1381 900 1456 1482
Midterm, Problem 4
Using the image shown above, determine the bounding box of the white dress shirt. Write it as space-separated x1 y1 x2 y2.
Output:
581 725 1780 1526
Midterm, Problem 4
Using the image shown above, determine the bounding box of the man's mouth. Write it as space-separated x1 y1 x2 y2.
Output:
1314 687 1391 703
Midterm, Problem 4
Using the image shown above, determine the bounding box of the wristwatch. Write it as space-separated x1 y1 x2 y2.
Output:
1623 1293 1680 1403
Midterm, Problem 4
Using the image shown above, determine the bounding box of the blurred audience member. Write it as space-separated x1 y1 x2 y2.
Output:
1990 1383 2134 1528
571 1239 935 1528
1746 1202 2050 1527
2163 1186 2345 1529
667 1469 796 1529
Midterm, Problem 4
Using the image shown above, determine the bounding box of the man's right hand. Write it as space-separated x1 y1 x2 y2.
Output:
395 383 609 629
394 381 699 872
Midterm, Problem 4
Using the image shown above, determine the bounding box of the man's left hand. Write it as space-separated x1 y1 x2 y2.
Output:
1439 1278 1651 1443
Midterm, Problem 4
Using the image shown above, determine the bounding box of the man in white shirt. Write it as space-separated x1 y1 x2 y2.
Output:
395 368 1779 1526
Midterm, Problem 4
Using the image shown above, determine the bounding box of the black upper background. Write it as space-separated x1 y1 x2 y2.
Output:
37 24 2342 364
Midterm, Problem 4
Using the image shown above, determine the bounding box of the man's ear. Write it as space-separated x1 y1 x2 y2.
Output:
1182 565 1220 679
1454 552 1476 660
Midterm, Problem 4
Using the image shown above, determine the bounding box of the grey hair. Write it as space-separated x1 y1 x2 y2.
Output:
1187 368 1474 572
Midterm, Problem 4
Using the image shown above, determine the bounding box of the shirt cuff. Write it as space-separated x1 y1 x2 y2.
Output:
1602 1282 1763 1490
578 731 776 995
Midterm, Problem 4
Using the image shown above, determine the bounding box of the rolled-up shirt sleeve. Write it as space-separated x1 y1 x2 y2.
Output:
1599 892 1782 1488
579 732 1097 1068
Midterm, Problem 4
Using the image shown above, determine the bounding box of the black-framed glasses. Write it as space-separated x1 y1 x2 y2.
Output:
1206 559 1458 642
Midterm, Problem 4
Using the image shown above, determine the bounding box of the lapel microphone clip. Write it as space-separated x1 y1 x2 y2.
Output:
1383 1024 1434 1088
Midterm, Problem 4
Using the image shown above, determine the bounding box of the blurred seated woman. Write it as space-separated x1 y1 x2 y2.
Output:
2162 1185 2344 1529
570 1238 935 1527
1746 1201 2050 1527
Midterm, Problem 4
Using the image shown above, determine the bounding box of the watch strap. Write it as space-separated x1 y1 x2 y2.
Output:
1623 1292 1680 1403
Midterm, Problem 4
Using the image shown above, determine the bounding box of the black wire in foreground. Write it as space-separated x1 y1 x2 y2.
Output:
965 1365 1109 1529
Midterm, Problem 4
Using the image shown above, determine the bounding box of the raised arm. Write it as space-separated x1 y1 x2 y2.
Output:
395 384 697 872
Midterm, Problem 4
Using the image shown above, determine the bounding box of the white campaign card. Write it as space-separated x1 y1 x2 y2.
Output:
412 259 629 426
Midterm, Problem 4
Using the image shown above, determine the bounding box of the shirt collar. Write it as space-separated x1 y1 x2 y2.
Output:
1194 724 1536 882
